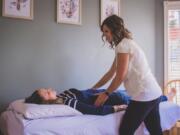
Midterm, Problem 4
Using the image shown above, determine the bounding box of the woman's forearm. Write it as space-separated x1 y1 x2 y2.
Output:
105 53 129 94
106 76 124 94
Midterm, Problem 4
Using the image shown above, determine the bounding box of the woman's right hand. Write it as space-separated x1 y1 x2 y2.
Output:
94 92 109 106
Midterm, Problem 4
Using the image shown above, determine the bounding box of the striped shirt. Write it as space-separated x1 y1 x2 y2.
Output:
56 90 78 109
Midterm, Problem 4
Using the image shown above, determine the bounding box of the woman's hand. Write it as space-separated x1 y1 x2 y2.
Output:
94 92 109 106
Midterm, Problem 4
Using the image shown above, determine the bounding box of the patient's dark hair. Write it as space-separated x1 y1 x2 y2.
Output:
25 90 44 104
25 90 58 104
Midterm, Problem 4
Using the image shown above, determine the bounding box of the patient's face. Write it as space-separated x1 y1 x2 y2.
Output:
38 88 57 101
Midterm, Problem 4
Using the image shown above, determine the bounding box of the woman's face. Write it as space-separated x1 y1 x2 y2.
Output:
102 24 113 43
38 88 57 101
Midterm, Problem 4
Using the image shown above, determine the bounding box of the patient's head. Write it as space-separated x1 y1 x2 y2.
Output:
25 88 57 104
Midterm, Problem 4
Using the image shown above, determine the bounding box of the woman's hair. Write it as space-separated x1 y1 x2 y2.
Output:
25 90 44 104
101 15 132 48
25 90 58 104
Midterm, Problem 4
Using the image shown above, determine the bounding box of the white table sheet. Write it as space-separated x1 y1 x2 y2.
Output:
0 101 180 135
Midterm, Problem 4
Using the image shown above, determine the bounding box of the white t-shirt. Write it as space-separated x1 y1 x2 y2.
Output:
115 38 162 101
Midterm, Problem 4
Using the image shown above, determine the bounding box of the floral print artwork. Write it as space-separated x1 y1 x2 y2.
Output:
101 0 119 23
10 0 28 11
3 0 33 20
105 5 115 17
60 0 78 18
57 0 81 25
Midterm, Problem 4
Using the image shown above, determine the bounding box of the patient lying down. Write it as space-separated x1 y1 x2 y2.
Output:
25 88 176 115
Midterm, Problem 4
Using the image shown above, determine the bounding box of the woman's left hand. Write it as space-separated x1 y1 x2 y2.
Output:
94 92 108 106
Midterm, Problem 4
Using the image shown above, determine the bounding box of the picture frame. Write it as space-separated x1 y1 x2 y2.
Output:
100 0 120 24
57 0 82 25
2 0 34 20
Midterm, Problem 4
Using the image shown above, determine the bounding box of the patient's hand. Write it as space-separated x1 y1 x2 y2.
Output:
94 92 109 106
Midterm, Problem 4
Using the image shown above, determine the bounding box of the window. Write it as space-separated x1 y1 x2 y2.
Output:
164 1 180 105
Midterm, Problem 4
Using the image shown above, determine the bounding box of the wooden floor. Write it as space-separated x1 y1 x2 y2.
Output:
163 124 180 135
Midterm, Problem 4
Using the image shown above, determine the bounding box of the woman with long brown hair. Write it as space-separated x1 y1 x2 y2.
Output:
92 15 163 135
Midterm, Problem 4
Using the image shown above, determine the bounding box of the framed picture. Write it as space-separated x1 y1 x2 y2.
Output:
57 0 82 25
2 0 34 20
100 0 120 24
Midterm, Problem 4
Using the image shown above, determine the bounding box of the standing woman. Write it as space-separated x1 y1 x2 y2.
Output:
92 15 163 135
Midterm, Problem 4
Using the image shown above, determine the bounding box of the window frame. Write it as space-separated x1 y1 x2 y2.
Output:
164 1 180 90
